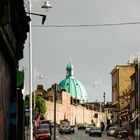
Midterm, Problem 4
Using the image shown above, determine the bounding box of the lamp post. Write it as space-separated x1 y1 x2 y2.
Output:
93 80 103 127
103 92 107 126
28 0 33 139
103 92 106 106
51 83 58 140
28 1 52 139
52 83 58 140
81 100 85 124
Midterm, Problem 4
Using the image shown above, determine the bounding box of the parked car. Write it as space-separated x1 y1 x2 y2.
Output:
107 126 117 136
85 124 94 133
40 120 51 126
89 127 102 137
38 124 51 130
114 127 128 139
58 125 74 134
34 128 51 140
77 123 86 130
39 120 52 134
50 121 58 128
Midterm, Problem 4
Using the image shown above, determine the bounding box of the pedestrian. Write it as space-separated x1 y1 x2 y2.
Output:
101 122 105 131
36 116 40 128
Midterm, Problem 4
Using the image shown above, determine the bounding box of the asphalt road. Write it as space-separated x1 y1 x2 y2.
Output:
25 127 116 140
55 129 115 140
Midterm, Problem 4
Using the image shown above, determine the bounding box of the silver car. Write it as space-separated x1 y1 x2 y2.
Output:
107 126 117 136
58 125 74 134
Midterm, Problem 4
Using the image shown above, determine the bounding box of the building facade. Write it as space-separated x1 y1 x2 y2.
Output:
110 64 135 126
129 62 140 137
0 0 29 139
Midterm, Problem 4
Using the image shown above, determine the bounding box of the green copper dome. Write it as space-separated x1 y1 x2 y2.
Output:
59 62 88 102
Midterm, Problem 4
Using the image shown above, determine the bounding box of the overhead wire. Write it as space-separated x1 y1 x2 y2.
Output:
32 21 140 28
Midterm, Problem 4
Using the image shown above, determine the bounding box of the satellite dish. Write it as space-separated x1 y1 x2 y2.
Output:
41 1 52 9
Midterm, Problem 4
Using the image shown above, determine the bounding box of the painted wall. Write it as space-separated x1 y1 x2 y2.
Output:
44 91 105 126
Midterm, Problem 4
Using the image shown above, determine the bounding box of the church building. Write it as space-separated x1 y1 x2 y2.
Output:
34 62 105 125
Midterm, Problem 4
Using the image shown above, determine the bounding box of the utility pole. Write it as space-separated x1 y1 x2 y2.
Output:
103 92 106 107
53 83 57 140
103 92 106 126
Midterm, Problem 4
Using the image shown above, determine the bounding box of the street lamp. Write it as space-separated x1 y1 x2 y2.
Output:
28 1 52 140
42 1 52 9
103 92 106 105
26 12 47 25
93 80 103 127
103 92 106 112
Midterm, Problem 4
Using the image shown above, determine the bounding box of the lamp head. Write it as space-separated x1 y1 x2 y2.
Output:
41 1 52 9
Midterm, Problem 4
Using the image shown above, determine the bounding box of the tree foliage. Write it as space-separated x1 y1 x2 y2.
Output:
35 95 46 115
24 95 46 116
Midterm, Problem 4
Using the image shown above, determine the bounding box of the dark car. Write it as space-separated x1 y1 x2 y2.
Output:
107 126 117 136
85 124 94 133
34 128 51 140
89 127 102 137
58 125 74 134
77 123 86 130
114 127 128 139
50 122 58 128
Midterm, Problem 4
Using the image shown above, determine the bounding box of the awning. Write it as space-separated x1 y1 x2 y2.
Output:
17 71 24 88
131 114 139 123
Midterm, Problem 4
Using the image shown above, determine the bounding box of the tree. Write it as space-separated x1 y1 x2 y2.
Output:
35 95 46 116
24 95 46 116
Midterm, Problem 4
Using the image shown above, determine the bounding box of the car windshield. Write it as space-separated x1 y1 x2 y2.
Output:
36 129 50 134
40 120 51 125
61 125 70 128
109 127 117 130
91 127 100 130
38 124 49 129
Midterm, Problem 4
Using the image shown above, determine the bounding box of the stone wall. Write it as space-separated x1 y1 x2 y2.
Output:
44 91 105 126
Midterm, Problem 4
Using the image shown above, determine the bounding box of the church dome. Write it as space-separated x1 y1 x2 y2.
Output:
59 62 88 102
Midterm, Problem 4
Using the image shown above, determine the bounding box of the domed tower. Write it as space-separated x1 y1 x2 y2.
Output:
59 62 88 102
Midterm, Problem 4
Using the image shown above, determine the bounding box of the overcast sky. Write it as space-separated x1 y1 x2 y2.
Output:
20 0 140 102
